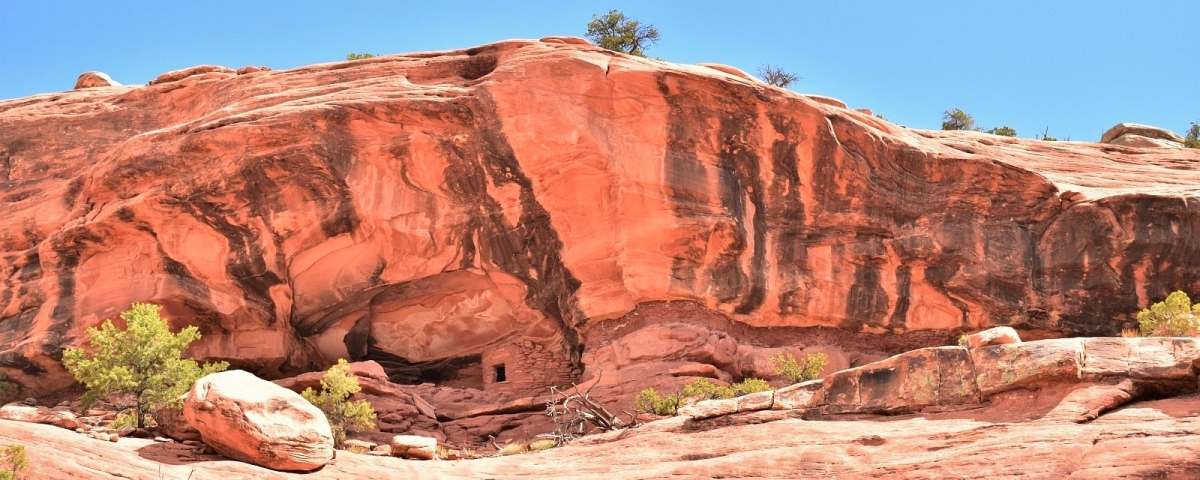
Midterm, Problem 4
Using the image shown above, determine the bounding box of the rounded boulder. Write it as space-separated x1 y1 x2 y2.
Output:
183 370 333 472
73 71 120 89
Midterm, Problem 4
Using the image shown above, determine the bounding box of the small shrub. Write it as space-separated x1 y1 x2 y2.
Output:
772 352 829 384
986 126 1017 137
680 378 724 400
1120 328 1141 338
757 64 799 88
730 378 772 396
957 334 969 347
497 442 525 456
633 388 679 416
109 409 137 429
301 359 377 446
634 377 772 416
0 373 15 404
346 52 376 61
1137 291 1200 337
1185 122 1200 149
0 444 27 480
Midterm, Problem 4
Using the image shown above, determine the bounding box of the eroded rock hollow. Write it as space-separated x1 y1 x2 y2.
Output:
2 37 1200 401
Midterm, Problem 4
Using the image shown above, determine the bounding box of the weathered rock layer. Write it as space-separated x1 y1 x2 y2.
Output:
2 37 1200 396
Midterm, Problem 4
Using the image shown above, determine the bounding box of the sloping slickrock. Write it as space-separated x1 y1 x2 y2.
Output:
183 370 334 472
3 37 1200 397
7 392 1200 479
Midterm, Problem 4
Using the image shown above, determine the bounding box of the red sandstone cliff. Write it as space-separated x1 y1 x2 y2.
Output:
2 37 1200 399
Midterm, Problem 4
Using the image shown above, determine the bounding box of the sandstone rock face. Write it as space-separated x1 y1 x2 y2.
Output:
73 72 120 89
183 370 333 472
1100 122 1185 145
3 38 1200 400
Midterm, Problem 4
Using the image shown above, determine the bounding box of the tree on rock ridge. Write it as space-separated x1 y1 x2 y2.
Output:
941 108 980 131
586 9 659 57
758 64 800 88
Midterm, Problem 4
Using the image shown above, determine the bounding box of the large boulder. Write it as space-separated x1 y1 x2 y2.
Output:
183 370 334 472
390 434 438 460
1100 123 1185 148
965 327 1021 349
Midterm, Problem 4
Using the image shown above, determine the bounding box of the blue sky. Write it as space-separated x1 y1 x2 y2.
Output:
2 1 1197 140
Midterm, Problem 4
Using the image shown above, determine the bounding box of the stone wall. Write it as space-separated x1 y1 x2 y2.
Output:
481 338 579 397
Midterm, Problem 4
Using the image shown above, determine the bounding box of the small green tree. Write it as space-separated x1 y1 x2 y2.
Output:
0 443 28 480
301 359 377 446
986 126 1017 137
941 108 980 131
1137 291 1200 337
1184 122 1200 149
757 64 799 88
772 352 828 385
585 9 659 57
633 388 679 416
62 303 227 428
346 52 376 61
